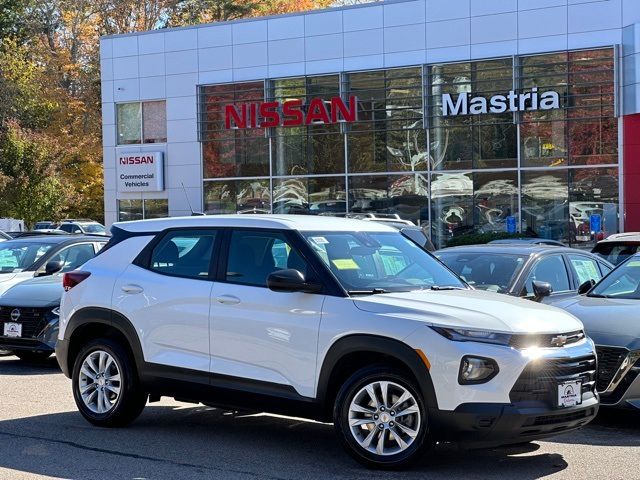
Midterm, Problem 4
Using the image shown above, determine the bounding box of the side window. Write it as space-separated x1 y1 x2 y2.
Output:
50 244 96 273
568 254 603 286
150 230 216 279
226 230 308 287
523 255 570 296
58 224 71 233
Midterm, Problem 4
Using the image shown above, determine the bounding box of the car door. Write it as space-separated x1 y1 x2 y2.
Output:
41 242 98 274
519 254 574 303
112 229 218 373
209 229 325 398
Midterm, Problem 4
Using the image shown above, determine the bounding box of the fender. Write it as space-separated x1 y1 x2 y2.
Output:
59 307 145 379
316 334 439 410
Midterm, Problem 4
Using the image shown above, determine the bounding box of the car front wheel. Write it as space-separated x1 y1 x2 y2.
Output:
333 366 431 469
72 338 147 427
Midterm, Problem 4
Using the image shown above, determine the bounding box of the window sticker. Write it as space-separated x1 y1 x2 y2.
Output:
310 236 329 244
331 259 360 270
626 261 640 268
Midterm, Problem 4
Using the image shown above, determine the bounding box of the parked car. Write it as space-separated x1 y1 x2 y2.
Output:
489 238 567 247
0 275 63 362
58 219 108 236
592 232 640 266
0 235 107 297
436 245 614 303
549 255 640 410
34 221 57 230
57 215 598 468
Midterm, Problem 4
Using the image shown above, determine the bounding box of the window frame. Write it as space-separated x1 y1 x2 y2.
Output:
135 227 222 282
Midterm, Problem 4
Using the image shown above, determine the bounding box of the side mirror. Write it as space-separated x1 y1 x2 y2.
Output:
44 260 64 276
532 280 553 302
267 269 322 294
578 279 596 295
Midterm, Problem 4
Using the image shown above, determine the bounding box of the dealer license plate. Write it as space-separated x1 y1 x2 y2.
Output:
558 381 582 407
3 322 22 338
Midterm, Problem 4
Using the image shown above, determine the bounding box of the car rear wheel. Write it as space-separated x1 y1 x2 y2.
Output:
15 351 52 362
333 366 431 469
72 338 147 427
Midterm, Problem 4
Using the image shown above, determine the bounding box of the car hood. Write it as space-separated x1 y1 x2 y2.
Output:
0 273 18 283
550 295 640 350
352 289 583 335
0 275 63 308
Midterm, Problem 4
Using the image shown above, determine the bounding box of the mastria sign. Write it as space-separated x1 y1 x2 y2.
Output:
225 96 358 129
442 87 560 116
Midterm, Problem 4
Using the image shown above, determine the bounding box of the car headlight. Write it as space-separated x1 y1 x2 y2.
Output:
430 326 512 346
50 307 60 317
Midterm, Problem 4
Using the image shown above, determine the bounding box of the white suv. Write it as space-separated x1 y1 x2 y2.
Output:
56 215 598 468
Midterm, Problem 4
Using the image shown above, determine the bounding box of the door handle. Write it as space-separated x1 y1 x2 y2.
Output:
121 284 144 294
215 295 241 305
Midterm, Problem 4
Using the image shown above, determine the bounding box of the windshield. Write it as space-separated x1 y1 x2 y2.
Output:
82 224 105 233
437 251 527 294
0 241 55 273
303 231 465 293
589 258 640 299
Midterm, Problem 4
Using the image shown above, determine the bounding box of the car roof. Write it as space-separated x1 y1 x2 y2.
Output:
597 232 640 243
1 235 105 244
436 244 597 256
114 215 397 233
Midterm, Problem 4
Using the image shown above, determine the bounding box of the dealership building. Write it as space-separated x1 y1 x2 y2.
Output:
101 0 640 247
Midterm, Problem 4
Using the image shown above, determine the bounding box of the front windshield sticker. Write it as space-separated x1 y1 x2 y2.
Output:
626 261 640 268
332 259 360 270
310 236 329 245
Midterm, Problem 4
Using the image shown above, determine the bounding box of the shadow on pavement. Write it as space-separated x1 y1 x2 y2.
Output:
0 355 61 376
0 405 571 480
546 407 640 447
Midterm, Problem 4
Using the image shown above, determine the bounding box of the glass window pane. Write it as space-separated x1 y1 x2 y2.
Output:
150 230 216 279
521 170 569 242
143 199 168 219
523 255 571 296
430 172 473 247
142 101 167 143
118 199 143 222
474 171 518 234
568 254 603 285
273 178 309 214
521 121 567 167
117 103 141 145
389 174 429 225
569 167 619 245
237 180 271 214
348 175 387 213
204 181 237 214
309 177 346 215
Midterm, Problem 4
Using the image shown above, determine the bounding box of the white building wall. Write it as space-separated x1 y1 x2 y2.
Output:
101 0 640 226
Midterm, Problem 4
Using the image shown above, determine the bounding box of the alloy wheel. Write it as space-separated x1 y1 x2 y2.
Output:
78 350 122 414
347 380 421 456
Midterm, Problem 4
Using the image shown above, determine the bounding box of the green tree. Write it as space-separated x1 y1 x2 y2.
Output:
0 121 70 227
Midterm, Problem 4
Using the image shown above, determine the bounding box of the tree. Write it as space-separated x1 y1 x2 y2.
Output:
0 121 71 227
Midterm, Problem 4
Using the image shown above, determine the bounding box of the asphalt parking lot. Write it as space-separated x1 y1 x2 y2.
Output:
0 356 638 480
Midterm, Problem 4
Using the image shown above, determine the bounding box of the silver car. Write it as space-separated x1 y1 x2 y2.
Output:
551 254 640 410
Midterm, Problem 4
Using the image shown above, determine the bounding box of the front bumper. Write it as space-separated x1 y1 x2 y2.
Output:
0 316 59 354
430 395 599 447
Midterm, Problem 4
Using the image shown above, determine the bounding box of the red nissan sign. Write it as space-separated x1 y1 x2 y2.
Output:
225 96 358 129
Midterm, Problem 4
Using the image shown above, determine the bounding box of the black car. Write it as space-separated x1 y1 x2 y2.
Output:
437 244 614 303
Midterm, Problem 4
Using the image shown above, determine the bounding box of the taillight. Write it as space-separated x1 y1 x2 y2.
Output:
63 271 91 291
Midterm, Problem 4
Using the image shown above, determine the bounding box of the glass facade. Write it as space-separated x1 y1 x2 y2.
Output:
199 48 619 248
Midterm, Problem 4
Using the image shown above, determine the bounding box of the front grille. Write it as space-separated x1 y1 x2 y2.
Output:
510 355 597 406
509 330 585 349
595 346 629 392
523 408 592 427
0 306 48 338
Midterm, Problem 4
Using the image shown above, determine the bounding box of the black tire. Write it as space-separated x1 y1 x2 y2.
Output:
333 366 431 469
15 351 52 362
72 338 147 427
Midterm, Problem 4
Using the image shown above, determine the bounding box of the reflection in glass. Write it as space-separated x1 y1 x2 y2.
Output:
430 173 473 247
204 181 237 214
474 172 518 234
349 175 388 213
117 200 143 222
237 180 271 214
142 101 167 143
117 103 141 145
273 178 309 214
309 177 346 215
521 170 568 242
569 167 619 244
143 199 168 219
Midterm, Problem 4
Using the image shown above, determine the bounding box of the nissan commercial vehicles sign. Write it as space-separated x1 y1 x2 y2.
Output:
117 152 164 193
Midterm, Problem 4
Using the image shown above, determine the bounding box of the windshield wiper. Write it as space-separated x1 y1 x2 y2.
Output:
429 285 466 291
348 288 388 295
